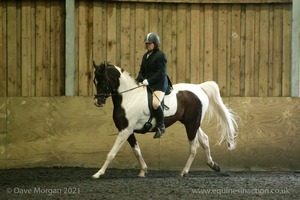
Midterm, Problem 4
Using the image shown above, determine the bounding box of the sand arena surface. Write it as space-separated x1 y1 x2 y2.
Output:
1 167 299 199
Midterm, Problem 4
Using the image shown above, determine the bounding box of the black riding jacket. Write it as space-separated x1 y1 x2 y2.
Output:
136 48 168 92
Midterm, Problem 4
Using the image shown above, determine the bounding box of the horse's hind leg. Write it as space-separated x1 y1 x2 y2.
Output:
181 137 199 177
198 128 220 172
127 134 148 177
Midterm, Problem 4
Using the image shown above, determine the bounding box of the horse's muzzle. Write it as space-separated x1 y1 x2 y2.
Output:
94 98 105 107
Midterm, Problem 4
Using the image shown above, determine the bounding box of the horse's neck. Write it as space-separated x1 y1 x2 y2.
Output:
118 73 137 92
113 73 145 110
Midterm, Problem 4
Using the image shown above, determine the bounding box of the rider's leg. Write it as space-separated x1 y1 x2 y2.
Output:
152 91 165 139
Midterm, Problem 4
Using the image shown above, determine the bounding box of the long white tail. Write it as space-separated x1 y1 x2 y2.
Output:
200 81 238 150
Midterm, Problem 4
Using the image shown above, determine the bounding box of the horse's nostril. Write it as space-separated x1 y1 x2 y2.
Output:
94 98 104 107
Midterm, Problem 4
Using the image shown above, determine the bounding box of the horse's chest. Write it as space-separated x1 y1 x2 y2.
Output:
112 104 129 131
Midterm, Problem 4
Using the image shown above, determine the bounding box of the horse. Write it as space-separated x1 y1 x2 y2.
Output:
92 61 238 178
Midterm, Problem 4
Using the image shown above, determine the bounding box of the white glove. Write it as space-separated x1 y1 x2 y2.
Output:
142 79 149 86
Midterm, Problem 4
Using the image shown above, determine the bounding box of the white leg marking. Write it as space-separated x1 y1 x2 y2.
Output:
132 142 148 177
198 128 214 166
92 130 131 179
181 137 199 177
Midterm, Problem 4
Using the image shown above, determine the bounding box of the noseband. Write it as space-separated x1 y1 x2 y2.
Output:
93 76 115 102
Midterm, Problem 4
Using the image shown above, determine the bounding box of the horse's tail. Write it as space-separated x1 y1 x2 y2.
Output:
199 81 238 150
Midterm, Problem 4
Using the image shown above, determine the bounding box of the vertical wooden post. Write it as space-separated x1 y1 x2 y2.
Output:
292 0 300 97
65 0 75 96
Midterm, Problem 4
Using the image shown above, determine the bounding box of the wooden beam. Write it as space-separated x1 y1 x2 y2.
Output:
65 0 75 96
100 0 292 4
292 0 300 96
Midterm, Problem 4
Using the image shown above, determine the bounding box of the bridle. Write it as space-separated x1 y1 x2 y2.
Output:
93 63 144 106
93 69 116 106
93 77 114 99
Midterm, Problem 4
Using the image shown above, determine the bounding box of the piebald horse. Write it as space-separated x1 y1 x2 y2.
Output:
92 62 237 178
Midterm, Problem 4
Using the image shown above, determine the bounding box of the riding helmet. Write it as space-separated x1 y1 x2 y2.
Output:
144 32 160 46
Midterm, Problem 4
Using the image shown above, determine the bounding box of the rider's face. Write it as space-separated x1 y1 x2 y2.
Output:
145 43 155 51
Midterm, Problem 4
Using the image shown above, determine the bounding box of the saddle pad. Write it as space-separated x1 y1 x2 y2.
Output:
163 89 178 117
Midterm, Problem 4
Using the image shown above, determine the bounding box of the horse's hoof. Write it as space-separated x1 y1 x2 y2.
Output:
180 171 188 177
138 173 146 178
137 171 146 177
91 174 100 179
207 162 221 172
138 169 147 177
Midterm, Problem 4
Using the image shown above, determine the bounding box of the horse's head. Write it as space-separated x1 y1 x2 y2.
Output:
93 61 120 107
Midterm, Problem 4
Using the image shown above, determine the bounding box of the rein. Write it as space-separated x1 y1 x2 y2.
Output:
116 85 145 95
95 84 145 99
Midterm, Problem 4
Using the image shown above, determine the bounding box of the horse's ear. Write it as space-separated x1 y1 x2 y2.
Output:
103 61 108 72
93 60 98 69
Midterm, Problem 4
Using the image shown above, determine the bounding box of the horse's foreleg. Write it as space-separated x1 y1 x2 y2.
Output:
92 130 130 179
180 137 199 177
198 128 220 172
132 143 148 177
127 134 148 177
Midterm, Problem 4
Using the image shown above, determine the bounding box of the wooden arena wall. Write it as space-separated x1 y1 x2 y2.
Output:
0 0 293 97
0 1 66 97
0 97 299 171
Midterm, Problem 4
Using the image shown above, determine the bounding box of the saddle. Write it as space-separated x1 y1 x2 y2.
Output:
135 76 173 133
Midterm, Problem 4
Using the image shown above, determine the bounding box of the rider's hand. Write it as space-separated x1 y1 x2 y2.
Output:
142 79 149 86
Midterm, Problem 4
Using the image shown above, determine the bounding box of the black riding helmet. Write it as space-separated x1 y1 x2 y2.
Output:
144 32 160 47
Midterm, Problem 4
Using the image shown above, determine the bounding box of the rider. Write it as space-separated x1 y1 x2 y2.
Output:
136 32 168 139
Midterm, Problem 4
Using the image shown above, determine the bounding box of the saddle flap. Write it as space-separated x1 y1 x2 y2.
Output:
146 87 177 117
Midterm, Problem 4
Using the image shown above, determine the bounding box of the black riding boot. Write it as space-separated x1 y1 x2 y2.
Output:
153 106 165 139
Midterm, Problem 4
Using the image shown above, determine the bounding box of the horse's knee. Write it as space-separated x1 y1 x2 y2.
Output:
107 153 115 161
190 149 197 157
132 144 142 157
